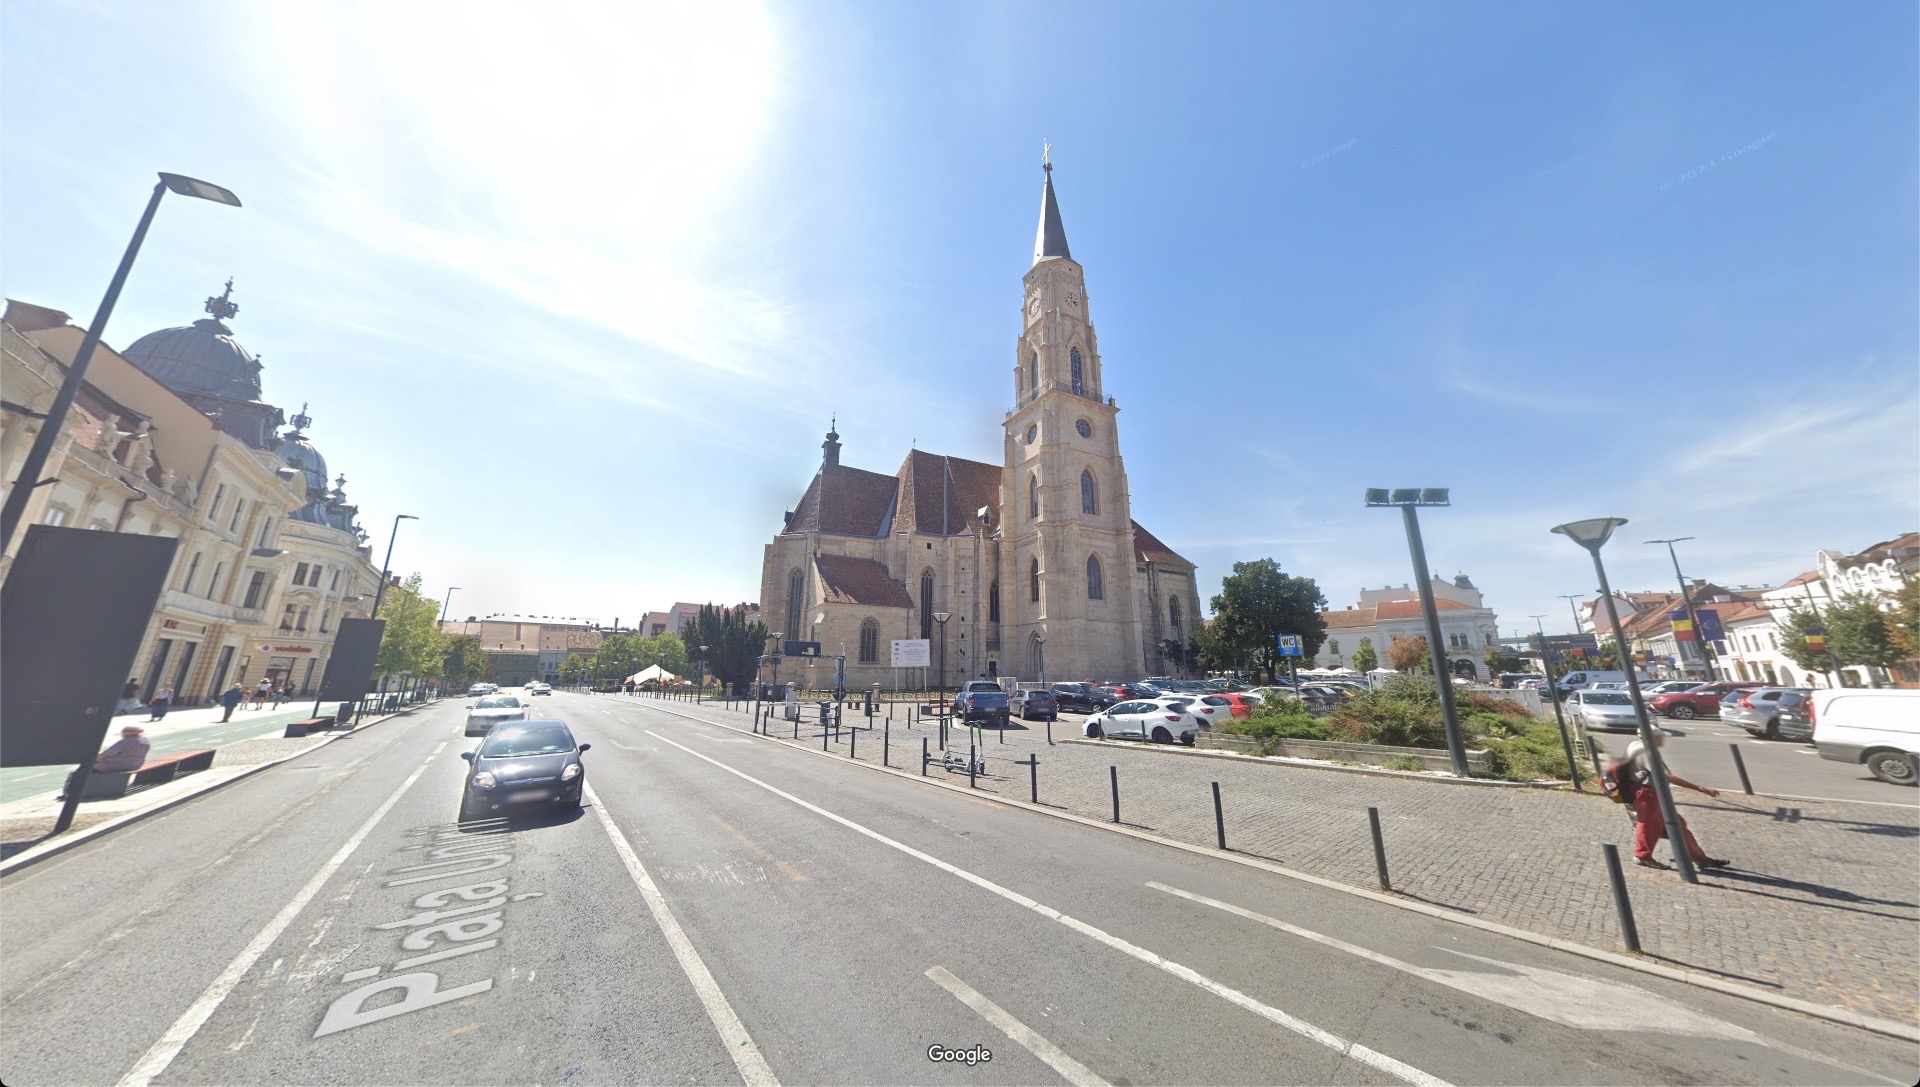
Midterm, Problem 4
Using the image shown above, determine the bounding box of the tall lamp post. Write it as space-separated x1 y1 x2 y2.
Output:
439 586 461 624
1530 614 1583 791
1646 537 1720 681
1 173 242 554
1036 629 1046 687
697 645 708 704
1365 488 1469 777
933 611 952 721
370 514 419 618
1554 517 1699 884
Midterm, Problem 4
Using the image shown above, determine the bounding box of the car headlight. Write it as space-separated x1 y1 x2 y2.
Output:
472 772 497 790
561 763 580 781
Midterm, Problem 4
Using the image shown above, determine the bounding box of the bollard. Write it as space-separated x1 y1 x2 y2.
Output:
921 737 930 776
969 744 978 788
1211 781 1226 851
793 715 799 740
884 721 890 767
998 722 1005 744
1110 765 1120 823
1601 843 1642 952
1367 806 1391 891
1729 744 1755 795
850 728 856 760
1017 754 1038 803
1046 718 1053 746
823 721 830 751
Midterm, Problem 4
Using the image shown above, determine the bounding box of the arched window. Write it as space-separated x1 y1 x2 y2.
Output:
1080 470 1097 515
988 582 1000 623
1027 352 1038 393
1086 554 1104 600
1169 596 1183 637
786 569 804 639
1030 557 1041 602
1329 638 1340 654
1029 473 1040 519
1029 632 1046 678
920 570 935 639
1070 348 1084 396
859 619 880 663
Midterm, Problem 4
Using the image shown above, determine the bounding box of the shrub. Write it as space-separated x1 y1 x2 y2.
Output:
1228 710 1329 743
1325 677 1448 747
1381 755 1426 772
1477 721 1579 781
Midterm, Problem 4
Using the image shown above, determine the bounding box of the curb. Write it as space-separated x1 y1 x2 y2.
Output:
1058 737 1569 788
0 703 430 879
634 697 1920 1043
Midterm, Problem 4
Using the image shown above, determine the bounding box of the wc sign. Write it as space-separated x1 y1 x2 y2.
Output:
1275 634 1304 657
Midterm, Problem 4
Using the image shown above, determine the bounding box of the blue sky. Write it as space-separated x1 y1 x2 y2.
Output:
4 1 1914 637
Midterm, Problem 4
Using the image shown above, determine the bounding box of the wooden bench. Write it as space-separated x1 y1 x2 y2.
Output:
80 749 217 800
282 716 335 738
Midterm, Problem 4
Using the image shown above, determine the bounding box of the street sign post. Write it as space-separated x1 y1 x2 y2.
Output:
1276 634 1303 688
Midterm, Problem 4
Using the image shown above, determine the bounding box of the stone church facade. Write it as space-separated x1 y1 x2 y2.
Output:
759 165 1203 690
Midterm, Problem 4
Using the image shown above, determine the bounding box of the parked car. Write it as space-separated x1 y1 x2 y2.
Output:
459 721 589 820
1103 683 1159 700
1724 688 1811 740
1813 689 1920 784
1049 682 1114 714
1216 693 1260 718
1083 697 1202 745
1774 694 1816 744
1649 681 1764 720
1568 689 1644 732
952 687 1011 727
1185 694 1241 727
465 694 530 736
1554 670 1653 693
1642 681 1705 697
960 680 1003 695
1009 687 1058 721
466 683 490 697
1496 673 1545 690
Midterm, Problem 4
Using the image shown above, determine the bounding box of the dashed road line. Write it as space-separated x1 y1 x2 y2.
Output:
926 966 1108 1086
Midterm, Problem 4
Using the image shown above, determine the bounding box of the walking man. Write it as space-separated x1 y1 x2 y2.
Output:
219 683 246 722
1627 733 1729 871
149 684 174 721
254 678 273 710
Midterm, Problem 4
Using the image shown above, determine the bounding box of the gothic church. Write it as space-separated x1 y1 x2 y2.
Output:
759 163 1202 688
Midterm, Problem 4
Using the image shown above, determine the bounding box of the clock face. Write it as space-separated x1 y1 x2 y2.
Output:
1076 419 1093 439
1026 424 1038 444
1065 292 1081 307
1027 294 1041 316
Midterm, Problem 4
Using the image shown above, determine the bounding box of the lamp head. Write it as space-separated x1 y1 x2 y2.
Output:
1552 517 1628 551
933 611 951 623
159 172 242 206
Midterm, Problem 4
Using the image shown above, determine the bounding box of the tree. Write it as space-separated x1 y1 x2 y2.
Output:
1483 643 1521 674
636 632 689 677
1387 634 1430 674
1209 559 1328 682
556 654 592 684
1351 640 1378 673
440 634 489 690
1775 607 1831 677
1157 638 1188 677
680 604 771 695
1826 592 1903 686
374 574 447 685
1190 620 1246 676
1890 578 1920 659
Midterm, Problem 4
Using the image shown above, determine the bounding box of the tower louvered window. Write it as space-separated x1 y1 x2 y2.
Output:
1081 470 1097 515
1070 348 1084 396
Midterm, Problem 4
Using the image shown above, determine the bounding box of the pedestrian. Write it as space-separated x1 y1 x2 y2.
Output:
271 683 286 710
149 684 174 721
116 677 142 716
254 678 273 710
219 683 245 722
60 725 152 799
1625 732 1729 871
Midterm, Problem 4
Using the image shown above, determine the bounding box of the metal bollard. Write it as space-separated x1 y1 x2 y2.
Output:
850 728 856 760
1017 754 1037 803
969 744 978 788
884 720 890 767
1729 744 1755 795
1367 806 1391 891
921 737 929 775
1601 843 1642 952
998 722 1005 744
1110 765 1120 823
823 721 830 751
793 715 799 740
1212 781 1226 851
1046 718 1053 746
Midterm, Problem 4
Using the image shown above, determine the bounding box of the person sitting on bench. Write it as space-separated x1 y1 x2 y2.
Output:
59 726 151 799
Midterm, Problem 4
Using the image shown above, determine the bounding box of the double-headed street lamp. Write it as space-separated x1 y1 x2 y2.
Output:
1553 517 1699 884
1365 488 1469 777
1646 537 1720 680
370 514 418 619
933 611 952 720
0 173 242 554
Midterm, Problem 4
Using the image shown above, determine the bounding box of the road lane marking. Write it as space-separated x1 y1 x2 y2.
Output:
643 730 1447 1087
584 782 776 1086
926 966 1108 1086
117 749 441 1087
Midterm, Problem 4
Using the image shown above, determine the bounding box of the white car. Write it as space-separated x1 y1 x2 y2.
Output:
1642 681 1704 697
1813 689 1920 784
465 694 530 736
527 682 552 696
1084 697 1203 745
1568 689 1644 732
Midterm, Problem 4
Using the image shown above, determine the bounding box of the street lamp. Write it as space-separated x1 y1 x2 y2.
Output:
440 586 461 624
1529 614 1583 791
1364 488 1469 777
1646 537 1720 681
1035 629 1047 687
0 173 242 553
1553 517 1699 883
933 611 952 721
370 514 419 619
697 645 708 704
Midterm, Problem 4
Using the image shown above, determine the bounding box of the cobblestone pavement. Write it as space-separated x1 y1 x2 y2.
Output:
640 693 1920 1027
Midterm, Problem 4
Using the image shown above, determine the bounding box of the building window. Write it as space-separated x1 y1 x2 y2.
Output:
295 605 311 632
181 552 202 593
1329 638 1340 654
206 562 224 600
294 562 310 584
206 483 226 521
920 571 935 639
243 571 268 609
257 520 272 548
1027 352 1037 393
43 506 68 526
320 609 331 633
1170 596 1183 638
1030 558 1041 603
859 619 879 663
1070 348 1084 395
330 568 341 591
1029 473 1040 520
229 499 245 533
1080 470 1097 515
280 604 298 631
988 582 1000 623
786 569 803 638
1086 554 1104 600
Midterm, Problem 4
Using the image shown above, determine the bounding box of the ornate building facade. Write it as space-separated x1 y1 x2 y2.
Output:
758 164 1203 690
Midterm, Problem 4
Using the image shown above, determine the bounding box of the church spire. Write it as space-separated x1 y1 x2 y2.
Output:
1033 142 1071 264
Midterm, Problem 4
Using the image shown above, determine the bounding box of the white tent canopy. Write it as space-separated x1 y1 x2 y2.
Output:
626 665 680 684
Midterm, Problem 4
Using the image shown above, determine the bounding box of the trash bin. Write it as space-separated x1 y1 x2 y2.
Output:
335 703 353 725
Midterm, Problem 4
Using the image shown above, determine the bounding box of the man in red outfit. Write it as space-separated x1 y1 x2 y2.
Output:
1628 732 1729 870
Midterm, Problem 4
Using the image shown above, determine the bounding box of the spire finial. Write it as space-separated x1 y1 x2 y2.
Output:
204 278 239 322
1042 138 1052 173
1033 147 1071 263
289 401 312 433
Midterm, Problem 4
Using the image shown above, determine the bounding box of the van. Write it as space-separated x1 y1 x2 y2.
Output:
1554 670 1652 693
1812 689 1920 784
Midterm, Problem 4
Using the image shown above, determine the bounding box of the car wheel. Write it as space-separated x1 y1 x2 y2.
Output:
1180 731 1195 747
1151 726 1173 745
1864 750 1917 785
1667 705 1698 720
1086 721 1103 739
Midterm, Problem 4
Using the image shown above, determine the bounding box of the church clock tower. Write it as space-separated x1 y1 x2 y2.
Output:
1001 153 1146 681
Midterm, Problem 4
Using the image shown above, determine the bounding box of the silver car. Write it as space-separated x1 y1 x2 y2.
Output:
465 694 530 736
1723 687 1810 740
1569 689 1643 732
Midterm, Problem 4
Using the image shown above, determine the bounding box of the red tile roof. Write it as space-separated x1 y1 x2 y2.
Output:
786 465 899 537
1131 521 1191 567
1374 598 1470 620
814 554 913 608
896 450 1002 536
1323 608 1377 629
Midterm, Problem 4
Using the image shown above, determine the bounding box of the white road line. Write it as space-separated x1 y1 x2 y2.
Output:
584 782 776 1087
925 966 1109 1086
117 750 440 1087
643 729 1448 1087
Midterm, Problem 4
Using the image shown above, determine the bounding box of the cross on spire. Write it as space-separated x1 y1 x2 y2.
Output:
204 278 239 322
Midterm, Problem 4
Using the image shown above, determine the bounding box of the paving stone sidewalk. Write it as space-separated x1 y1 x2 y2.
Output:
651 695 1920 1027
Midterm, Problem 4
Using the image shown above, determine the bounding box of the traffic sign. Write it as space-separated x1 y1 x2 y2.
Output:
1276 634 1304 658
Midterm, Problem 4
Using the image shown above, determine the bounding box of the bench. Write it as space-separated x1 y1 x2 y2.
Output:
80 749 217 800
282 716 335 738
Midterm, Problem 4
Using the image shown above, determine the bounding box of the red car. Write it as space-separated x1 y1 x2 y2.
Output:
1648 681 1765 720
1217 693 1259 719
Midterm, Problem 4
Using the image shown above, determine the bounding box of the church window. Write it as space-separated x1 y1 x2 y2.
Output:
859 619 879 663
1028 474 1039 519
787 569 804 638
1025 424 1037 444
1086 554 1104 600
920 571 935 639
1027 353 1038 393
1070 348 1084 396
1080 470 1097 515
988 582 1000 622
1030 558 1041 603
1075 418 1092 439
1169 596 1183 637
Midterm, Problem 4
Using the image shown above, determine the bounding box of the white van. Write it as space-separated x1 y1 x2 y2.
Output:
1812 689 1920 784
1554 670 1652 693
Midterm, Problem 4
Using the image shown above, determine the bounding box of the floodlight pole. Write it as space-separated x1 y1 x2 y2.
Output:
1398 504 1471 777
1646 538 1720 681
1532 615 1583 791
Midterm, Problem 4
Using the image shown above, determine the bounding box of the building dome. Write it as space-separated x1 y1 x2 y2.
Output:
122 281 263 402
274 406 358 533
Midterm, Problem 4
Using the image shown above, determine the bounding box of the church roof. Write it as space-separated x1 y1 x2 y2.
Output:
786 464 898 536
1034 165 1072 264
897 450 1001 536
815 554 914 609
1131 520 1191 568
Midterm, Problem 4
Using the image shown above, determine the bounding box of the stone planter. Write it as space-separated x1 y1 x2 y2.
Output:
1197 731 1492 774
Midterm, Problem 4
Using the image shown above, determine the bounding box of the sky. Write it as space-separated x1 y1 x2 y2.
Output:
3 0 1914 639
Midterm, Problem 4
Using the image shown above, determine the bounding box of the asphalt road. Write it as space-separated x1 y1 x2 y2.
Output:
2 691 1915 1086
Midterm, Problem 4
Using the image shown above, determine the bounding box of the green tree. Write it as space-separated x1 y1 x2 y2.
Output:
1483 643 1521 674
1351 639 1378 673
440 634 489 690
374 574 447 684
1387 634 1430 674
635 632 689 677
1209 559 1328 682
594 631 644 682
679 604 770 695
557 654 594 684
1157 638 1188 677
1826 592 1903 685
1190 620 1245 676
1774 607 1831 676
1890 578 1920 660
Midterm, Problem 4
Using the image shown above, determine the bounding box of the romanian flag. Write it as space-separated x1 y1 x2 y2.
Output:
1669 613 1697 642
1805 625 1827 652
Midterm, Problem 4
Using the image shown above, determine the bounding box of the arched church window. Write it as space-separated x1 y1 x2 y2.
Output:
1029 473 1039 520
1080 470 1097 515
1028 353 1038 393
1169 596 1183 637
786 569 803 639
859 619 879 663
920 571 935 639
1070 348 1084 396
988 582 1000 623
1086 554 1104 600
1030 558 1041 603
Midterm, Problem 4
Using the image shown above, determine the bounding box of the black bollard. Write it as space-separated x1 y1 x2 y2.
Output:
1046 718 1053 745
850 728 856 760
823 719 830 751
1017 754 1037 803
969 744 978 788
884 720 890 767
1601 843 1642 952
1110 765 1120 823
921 737 929 777
1368 806 1391 891
1728 744 1755 795
1212 781 1226 851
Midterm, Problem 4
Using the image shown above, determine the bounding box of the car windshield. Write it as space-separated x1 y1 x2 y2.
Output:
474 696 522 709
481 727 574 757
1585 692 1633 706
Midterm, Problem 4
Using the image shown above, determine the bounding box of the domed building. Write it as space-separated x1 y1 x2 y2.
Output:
122 281 284 450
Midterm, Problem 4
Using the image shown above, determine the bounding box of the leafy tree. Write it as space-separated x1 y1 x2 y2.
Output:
1482 643 1522 674
1890 578 1920 659
1826 592 1903 685
1190 620 1246 676
1157 638 1188 677
557 654 594 684
1387 634 1430 674
440 634 489 690
374 574 447 684
680 604 771 695
1350 640 1378 674
593 631 644 682
1209 559 1328 683
637 632 689 677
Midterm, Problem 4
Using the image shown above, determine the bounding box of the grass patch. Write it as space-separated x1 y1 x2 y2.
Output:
1381 755 1426 772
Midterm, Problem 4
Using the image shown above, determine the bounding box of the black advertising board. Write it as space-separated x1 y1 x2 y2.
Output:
315 617 385 701
0 525 179 768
